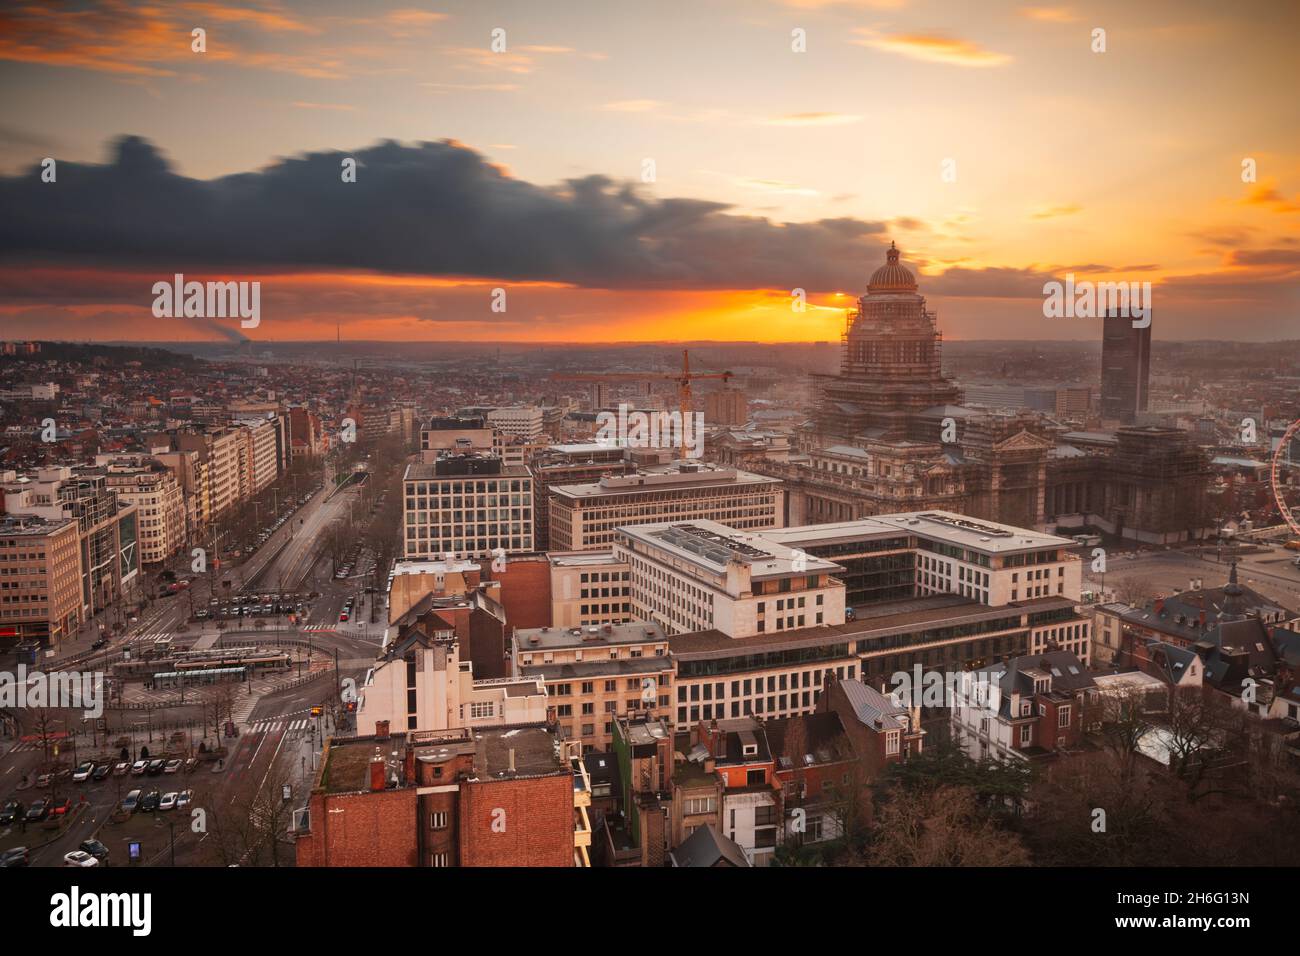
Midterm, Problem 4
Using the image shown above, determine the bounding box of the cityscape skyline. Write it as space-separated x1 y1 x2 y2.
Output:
1 0 1297 343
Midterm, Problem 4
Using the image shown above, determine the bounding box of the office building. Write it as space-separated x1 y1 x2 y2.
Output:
402 455 534 558
548 461 783 551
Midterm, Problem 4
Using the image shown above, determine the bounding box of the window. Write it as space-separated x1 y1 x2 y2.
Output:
885 730 900 755
1057 705 1071 728
430 812 447 829
1019 725 1032 745
431 852 450 867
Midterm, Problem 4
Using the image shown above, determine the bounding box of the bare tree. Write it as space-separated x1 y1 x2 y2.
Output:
868 785 1030 866
1111 574 1157 608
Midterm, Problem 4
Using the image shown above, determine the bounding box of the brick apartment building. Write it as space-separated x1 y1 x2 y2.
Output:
295 723 592 867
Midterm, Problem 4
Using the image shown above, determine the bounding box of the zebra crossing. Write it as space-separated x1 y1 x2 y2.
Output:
125 630 173 644
247 710 318 736
7 739 51 754
301 624 337 632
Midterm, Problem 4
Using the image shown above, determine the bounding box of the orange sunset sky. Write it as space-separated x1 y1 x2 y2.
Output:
0 0 1296 343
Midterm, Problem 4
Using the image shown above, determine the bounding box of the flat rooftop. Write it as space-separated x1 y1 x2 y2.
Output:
617 519 840 579
320 725 565 794
547 549 621 568
0 515 74 536
516 621 667 652
764 510 1075 556
550 462 780 500
669 593 1079 658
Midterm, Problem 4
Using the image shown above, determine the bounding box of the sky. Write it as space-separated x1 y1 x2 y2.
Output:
0 0 1297 344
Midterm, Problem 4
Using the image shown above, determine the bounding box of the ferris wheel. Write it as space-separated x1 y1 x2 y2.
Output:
1270 417 1300 537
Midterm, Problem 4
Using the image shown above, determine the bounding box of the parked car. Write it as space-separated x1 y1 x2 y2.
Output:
92 763 111 781
35 773 51 788
138 791 161 812
183 758 198 774
176 790 193 810
90 637 108 650
131 760 148 776
72 762 94 782
163 759 182 775
159 792 178 811
146 759 166 776
79 839 110 862
0 800 23 825
195 609 209 619
25 799 50 822
339 611 349 622
63 850 99 867
122 790 141 813
113 762 130 776
51 797 73 816
0 847 29 868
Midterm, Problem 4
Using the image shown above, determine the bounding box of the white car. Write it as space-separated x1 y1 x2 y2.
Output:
63 850 99 867
72 762 94 782
159 792 178 811
176 790 193 810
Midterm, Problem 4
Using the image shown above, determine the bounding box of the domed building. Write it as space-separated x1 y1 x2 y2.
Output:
816 242 962 441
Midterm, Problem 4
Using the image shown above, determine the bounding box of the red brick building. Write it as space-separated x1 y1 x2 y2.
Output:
296 723 592 867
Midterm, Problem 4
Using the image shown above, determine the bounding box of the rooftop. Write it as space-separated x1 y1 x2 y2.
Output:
550 461 779 499
670 593 1078 658
764 509 1075 556
618 519 841 578
515 621 667 652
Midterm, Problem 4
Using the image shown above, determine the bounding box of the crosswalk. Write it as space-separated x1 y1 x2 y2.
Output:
7 739 50 754
125 630 173 644
301 624 337 632
247 711 319 736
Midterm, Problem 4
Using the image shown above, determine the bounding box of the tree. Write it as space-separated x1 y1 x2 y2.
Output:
1112 574 1156 608
868 785 1030 866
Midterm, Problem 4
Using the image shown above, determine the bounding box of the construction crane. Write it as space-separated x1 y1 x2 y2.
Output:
550 349 733 428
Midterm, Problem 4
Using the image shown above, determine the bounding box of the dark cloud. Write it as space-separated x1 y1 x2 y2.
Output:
0 135 891 292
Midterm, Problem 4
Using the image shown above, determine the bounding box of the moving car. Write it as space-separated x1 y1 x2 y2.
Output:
0 847 29 868
79 839 110 862
0 800 23 825
159 792 178 811
63 850 99 867
35 773 51 788
25 799 50 822
90 637 108 650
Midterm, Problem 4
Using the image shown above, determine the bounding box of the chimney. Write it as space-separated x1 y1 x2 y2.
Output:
710 720 726 759
375 719 390 740
404 746 415 785
507 748 516 773
1199 610 1206 629
369 750 386 792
